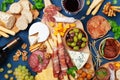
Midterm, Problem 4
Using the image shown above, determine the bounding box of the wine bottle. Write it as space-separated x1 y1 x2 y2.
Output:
0 36 22 64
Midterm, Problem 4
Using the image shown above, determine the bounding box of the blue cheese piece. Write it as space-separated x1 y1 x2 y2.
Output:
68 51 90 69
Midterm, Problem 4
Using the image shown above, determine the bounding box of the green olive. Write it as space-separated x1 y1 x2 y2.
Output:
69 30 74 34
73 46 79 51
71 42 76 47
73 36 78 42
78 33 82 40
73 28 79 33
82 37 87 42
67 42 71 46
75 32 78 36
81 42 86 48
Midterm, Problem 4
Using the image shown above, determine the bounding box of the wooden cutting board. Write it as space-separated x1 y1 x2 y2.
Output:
36 0 95 79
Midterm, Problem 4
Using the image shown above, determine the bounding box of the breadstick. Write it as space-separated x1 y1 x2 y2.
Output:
0 30 9 38
0 26 15 36
92 0 104 15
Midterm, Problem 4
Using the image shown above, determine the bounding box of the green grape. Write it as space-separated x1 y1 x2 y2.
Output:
112 27 118 32
14 65 34 80
114 33 120 40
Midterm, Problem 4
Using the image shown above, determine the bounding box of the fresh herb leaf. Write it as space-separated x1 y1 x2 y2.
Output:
112 0 117 4
4 0 14 4
67 66 77 77
38 55 43 63
32 0 44 10
0 0 14 12
1 2 7 12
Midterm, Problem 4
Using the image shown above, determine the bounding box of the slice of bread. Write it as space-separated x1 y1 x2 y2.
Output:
16 15 28 30
0 11 16 29
19 0 30 10
9 2 22 14
21 9 33 23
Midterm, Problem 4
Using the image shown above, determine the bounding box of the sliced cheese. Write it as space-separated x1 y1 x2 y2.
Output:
35 67 58 80
68 51 90 69
29 22 50 44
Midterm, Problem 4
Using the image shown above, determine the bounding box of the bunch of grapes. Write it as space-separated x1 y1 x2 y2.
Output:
13 65 34 80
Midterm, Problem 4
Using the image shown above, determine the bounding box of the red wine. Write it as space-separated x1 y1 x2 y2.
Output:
63 0 81 12
0 37 22 64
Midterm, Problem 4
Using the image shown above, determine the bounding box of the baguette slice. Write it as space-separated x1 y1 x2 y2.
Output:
0 11 15 29
19 0 30 10
21 9 33 23
9 2 22 14
16 15 28 30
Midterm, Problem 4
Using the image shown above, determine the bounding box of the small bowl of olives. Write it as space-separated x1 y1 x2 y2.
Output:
64 27 88 51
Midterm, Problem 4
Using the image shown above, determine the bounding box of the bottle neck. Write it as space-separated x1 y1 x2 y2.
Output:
2 37 22 51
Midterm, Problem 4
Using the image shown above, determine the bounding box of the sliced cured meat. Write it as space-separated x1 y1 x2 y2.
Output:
87 15 111 39
52 48 60 77
32 50 44 58
58 43 68 74
32 64 43 73
28 50 50 73
28 54 39 69
64 51 74 68
43 5 61 22
42 57 50 69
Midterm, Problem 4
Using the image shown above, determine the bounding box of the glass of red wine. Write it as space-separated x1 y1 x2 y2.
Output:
61 0 84 15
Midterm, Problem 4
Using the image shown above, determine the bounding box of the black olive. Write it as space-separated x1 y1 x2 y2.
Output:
70 33 75 37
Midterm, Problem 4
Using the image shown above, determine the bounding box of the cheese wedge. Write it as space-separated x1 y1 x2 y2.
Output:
68 51 90 69
29 22 50 44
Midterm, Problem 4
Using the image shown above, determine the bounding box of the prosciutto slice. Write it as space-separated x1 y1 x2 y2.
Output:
58 43 68 74
43 5 61 22
52 48 60 77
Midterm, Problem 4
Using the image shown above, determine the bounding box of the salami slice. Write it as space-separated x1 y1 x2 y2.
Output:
28 50 50 72
28 54 39 69
52 48 60 77
32 64 43 73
